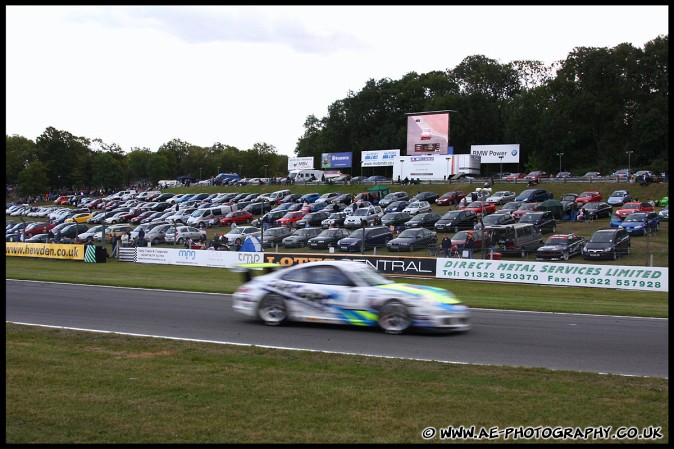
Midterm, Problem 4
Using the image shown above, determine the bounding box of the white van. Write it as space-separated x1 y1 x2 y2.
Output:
186 204 239 228
158 180 180 188
136 191 161 201
262 189 291 203
288 169 324 184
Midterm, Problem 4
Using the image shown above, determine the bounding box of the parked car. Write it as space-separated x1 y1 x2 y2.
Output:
379 191 409 207
582 171 602 179
298 193 321 204
609 169 632 180
164 225 207 245
485 191 516 205
106 224 133 239
381 212 413 228
337 226 393 252
244 201 272 216
579 201 613 220
219 210 255 226
23 221 56 238
365 175 389 183
386 227 437 252
658 204 668 221
575 191 603 206
383 200 410 213
615 202 655 219
314 192 341 204
65 212 94 224
555 172 573 179
536 233 586 261
145 223 174 245
515 188 551 203
321 211 348 229
252 210 287 228
559 193 580 215
282 227 323 248
276 211 307 228
343 206 384 228
435 191 466 206
618 212 660 236
412 192 440 203
307 228 351 249
511 202 542 220
481 212 516 227
499 201 524 215
296 211 331 228
518 211 557 234
24 233 50 243
504 173 525 181
460 201 497 216
232 260 471 334
487 223 544 257
582 228 631 260
260 226 293 248
402 212 442 229
77 225 104 243
434 209 478 233
524 170 548 181
606 190 632 206
402 200 432 216
223 225 261 246
450 229 485 255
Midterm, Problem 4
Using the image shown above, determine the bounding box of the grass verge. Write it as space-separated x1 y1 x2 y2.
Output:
6 323 668 444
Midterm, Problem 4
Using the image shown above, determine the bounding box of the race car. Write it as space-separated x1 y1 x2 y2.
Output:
231 260 471 334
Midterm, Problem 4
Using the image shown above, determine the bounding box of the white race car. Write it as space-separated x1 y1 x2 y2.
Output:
232 260 471 334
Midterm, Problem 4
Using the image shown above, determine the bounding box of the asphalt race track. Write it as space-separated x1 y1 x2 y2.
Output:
5 280 668 378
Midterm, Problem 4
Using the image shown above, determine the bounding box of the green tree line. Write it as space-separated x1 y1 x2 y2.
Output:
7 35 667 196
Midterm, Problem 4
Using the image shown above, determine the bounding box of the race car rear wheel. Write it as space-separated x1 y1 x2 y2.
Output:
258 294 288 326
378 300 411 334
563 251 569 261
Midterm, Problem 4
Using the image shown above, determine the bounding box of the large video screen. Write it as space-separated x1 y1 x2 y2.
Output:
406 112 449 155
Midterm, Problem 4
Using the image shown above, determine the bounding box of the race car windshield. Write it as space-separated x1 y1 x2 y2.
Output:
351 266 394 286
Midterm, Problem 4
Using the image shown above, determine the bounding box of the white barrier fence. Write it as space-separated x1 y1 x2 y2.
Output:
132 247 668 293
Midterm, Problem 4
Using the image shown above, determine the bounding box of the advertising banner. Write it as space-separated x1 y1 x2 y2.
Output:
470 144 520 163
321 152 353 169
361 149 401 167
288 157 314 170
435 258 668 293
6 242 85 260
136 247 264 267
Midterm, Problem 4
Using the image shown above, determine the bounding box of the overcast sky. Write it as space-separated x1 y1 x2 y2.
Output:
5 5 668 157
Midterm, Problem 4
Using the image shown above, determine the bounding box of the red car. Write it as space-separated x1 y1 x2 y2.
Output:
460 201 496 216
511 202 541 220
505 173 525 181
276 211 306 227
524 170 548 181
130 210 156 224
575 191 603 206
450 229 485 254
615 202 655 219
219 210 255 226
23 221 56 238
435 191 466 206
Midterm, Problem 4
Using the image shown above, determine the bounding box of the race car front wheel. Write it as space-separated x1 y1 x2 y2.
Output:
258 294 288 326
378 300 411 334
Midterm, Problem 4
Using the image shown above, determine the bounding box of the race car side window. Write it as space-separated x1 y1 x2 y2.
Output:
308 266 354 286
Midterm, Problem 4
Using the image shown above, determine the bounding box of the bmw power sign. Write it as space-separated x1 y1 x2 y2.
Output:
470 144 520 164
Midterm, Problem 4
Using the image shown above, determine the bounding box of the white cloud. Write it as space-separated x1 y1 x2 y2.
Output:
6 5 668 158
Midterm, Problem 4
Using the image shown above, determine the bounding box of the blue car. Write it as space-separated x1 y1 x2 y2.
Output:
618 212 660 236
299 193 321 204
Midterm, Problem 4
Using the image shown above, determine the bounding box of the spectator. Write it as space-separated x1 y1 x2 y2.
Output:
464 231 474 259
441 236 451 258
138 227 145 245
262 214 270 232
120 231 130 247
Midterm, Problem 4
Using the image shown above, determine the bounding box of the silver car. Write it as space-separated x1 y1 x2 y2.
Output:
145 223 174 245
485 191 516 205
164 225 207 245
